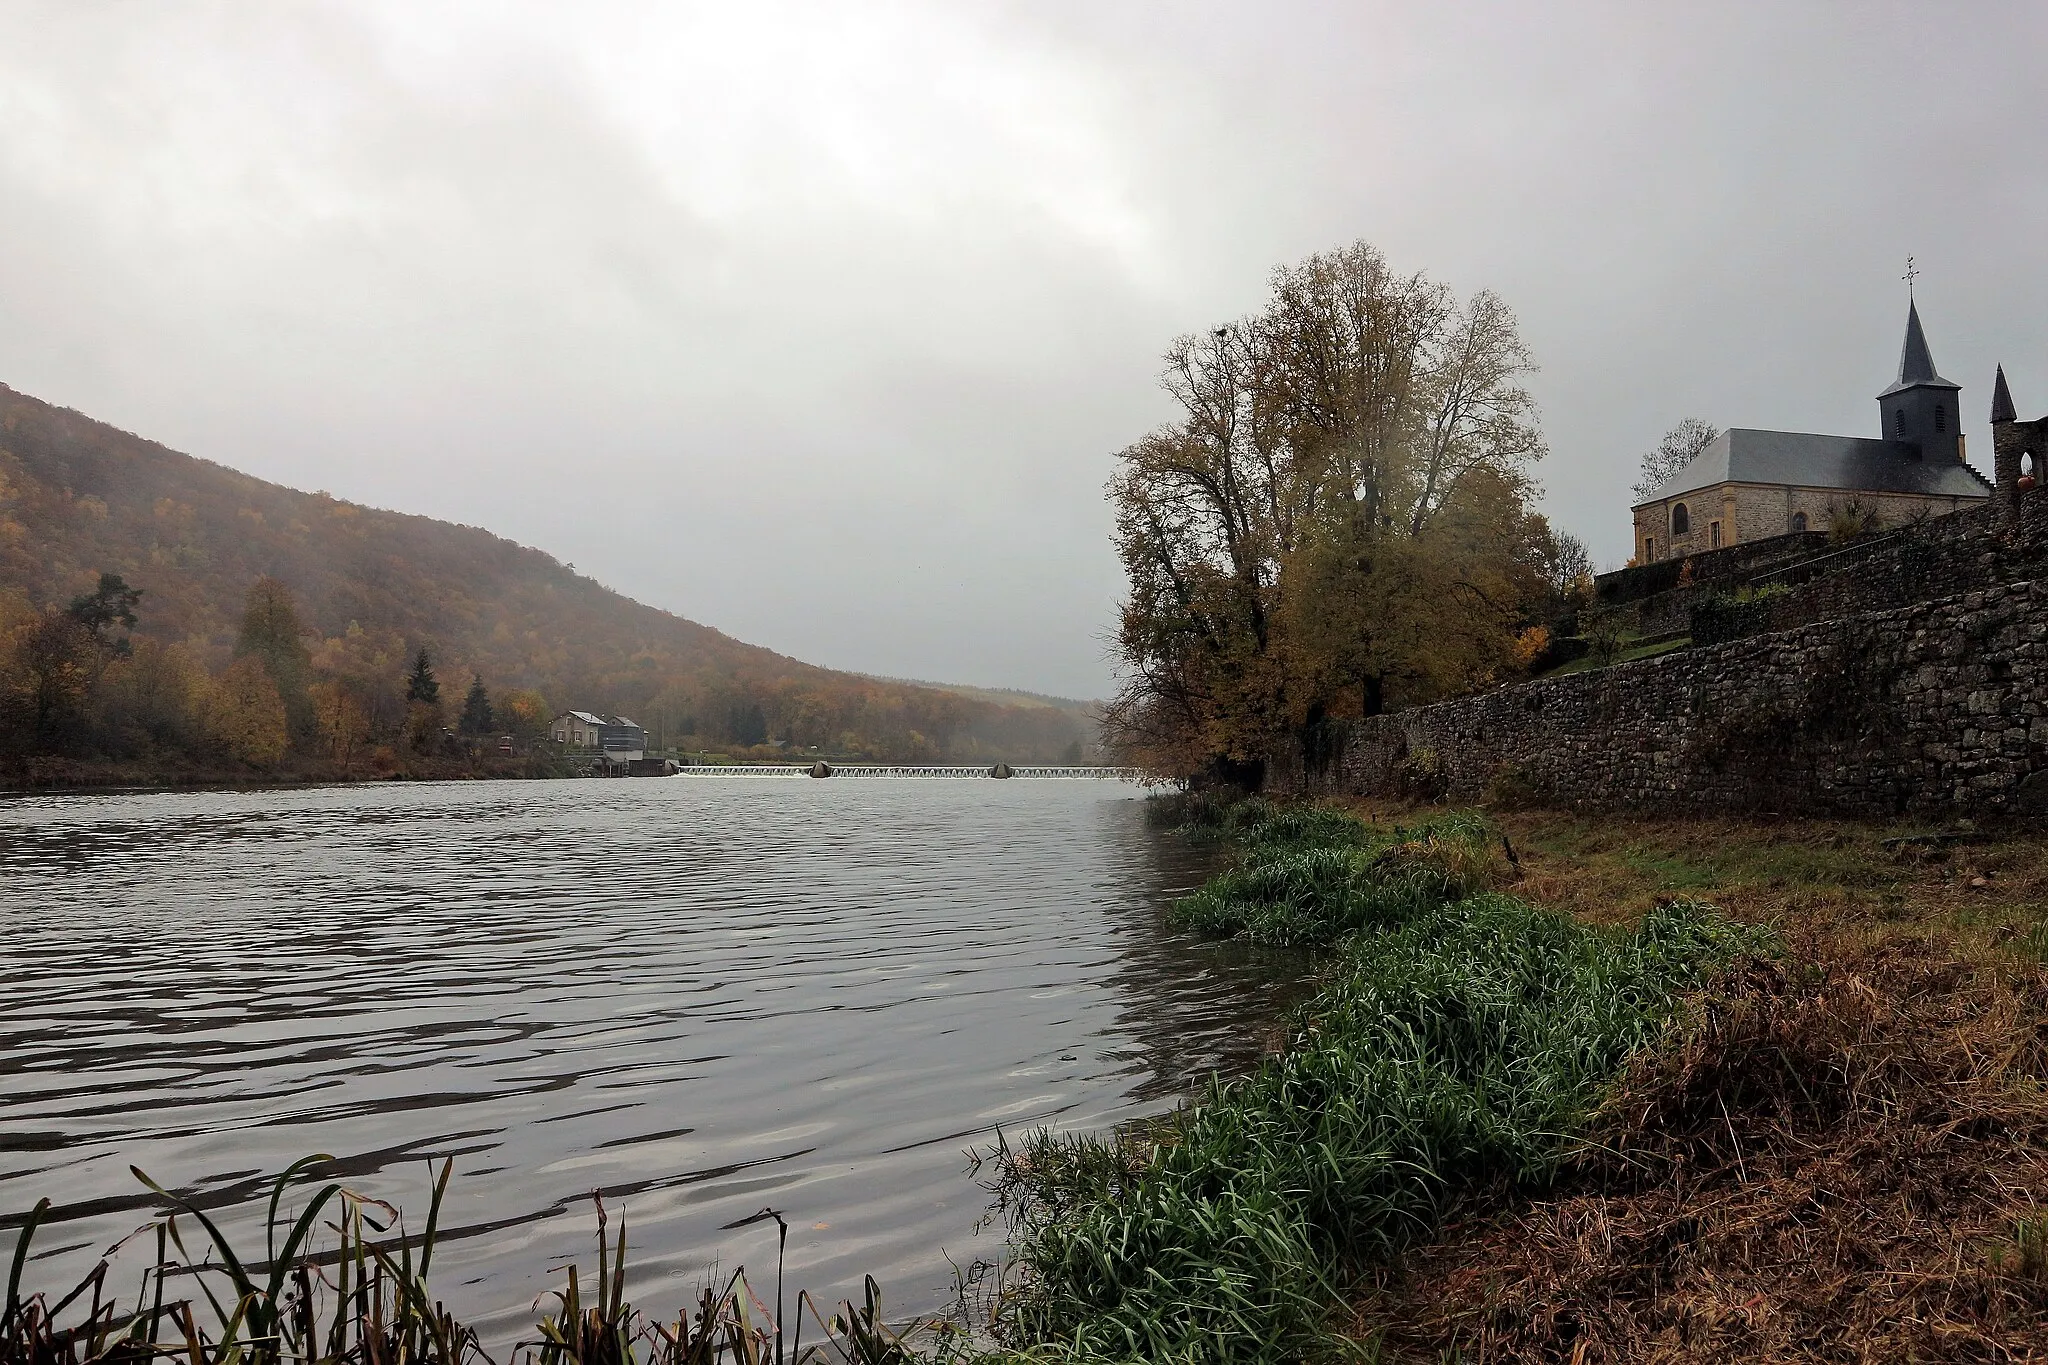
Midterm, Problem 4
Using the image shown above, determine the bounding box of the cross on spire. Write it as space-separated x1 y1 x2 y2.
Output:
1902 255 1920 298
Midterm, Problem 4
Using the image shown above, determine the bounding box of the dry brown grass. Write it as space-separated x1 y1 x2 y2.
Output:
1335 802 2048 1362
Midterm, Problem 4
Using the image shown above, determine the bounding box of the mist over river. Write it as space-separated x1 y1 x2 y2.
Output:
0 779 1308 1346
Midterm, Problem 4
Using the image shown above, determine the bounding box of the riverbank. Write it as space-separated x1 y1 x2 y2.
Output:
974 796 2048 1362
973 800 1765 1362
0 750 579 792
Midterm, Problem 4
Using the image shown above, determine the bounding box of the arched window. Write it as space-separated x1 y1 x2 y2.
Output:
1791 511 1808 532
1935 405 1946 433
1671 502 1690 535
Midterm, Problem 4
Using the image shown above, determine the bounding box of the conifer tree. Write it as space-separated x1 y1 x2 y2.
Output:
67 573 143 653
459 674 494 735
403 649 443 753
405 649 439 705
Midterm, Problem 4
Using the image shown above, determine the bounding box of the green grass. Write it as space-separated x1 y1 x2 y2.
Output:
983 800 1768 1364
1545 635 1690 676
1519 815 1908 897
1169 808 1493 947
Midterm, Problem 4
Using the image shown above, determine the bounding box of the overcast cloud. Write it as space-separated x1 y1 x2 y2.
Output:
2 1 2043 698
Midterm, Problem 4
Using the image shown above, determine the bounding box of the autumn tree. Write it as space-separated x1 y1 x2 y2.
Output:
0 573 147 753
97 640 208 750
309 678 372 773
207 654 289 765
236 577 313 742
1631 418 1721 502
0 613 93 751
1105 241 1553 782
495 688 551 741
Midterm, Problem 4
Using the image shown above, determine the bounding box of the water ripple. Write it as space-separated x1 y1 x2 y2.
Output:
0 779 1308 1347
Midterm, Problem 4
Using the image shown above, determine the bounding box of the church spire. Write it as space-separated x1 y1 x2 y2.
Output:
1879 299 1958 396
1875 296 1962 460
1991 364 2018 424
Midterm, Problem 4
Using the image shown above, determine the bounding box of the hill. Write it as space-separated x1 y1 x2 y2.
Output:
0 382 1085 766
874 675 1100 740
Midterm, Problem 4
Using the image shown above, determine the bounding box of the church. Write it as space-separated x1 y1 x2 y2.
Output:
1632 301 1993 563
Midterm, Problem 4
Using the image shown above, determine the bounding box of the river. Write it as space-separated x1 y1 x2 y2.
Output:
0 778 1307 1347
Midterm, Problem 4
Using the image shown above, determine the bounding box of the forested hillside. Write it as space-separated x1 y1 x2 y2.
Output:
0 382 1087 767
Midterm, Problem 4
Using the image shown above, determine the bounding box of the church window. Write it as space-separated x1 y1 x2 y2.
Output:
1895 409 1908 438
1710 521 1722 549
1935 404 1947 433
1792 511 1808 532
1671 502 1690 535
1644 536 1655 562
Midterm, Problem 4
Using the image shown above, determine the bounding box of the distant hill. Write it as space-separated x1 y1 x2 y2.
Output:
0 382 1083 762
875 676 1100 749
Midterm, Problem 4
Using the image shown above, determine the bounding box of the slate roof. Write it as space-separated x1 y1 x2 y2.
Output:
1638 427 1994 506
1878 299 1959 397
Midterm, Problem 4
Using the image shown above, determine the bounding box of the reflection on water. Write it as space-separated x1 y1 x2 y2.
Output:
0 779 1308 1344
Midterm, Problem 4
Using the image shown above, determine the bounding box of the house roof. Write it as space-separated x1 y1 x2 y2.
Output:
1637 427 1993 507
1878 299 1959 397
554 710 643 729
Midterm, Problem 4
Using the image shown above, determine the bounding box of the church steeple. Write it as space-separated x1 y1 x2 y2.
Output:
1877 298 1962 462
1886 299 1956 393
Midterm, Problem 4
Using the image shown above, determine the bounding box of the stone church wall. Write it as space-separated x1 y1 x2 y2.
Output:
1632 481 1987 566
1267 575 2048 817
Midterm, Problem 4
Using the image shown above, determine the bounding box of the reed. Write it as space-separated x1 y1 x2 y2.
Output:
4 1165 953 1365
980 803 1769 1363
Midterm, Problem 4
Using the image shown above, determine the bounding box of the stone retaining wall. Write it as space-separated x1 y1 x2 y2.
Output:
1268 577 2048 816
1734 495 2048 640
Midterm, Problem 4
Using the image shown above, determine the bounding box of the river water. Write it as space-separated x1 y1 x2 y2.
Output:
0 778 1306 1346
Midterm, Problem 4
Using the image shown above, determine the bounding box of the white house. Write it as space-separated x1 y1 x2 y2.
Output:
548 711 647 761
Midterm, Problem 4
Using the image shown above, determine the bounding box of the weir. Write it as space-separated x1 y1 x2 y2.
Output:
671 764 1145 780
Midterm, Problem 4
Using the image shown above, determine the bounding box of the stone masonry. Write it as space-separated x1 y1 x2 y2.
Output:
1268 576 2048 815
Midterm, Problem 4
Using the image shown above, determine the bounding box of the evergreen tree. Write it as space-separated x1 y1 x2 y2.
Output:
459 674 494 735
67 572 143 654
405 649 440 705
731 700 768 747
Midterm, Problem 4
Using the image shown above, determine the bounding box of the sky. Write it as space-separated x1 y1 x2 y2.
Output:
2 2 2044 700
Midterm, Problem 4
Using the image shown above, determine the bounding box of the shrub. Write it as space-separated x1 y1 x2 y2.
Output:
1483 759 1548 809
1690 581 1792 647
1391 744 1448 801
